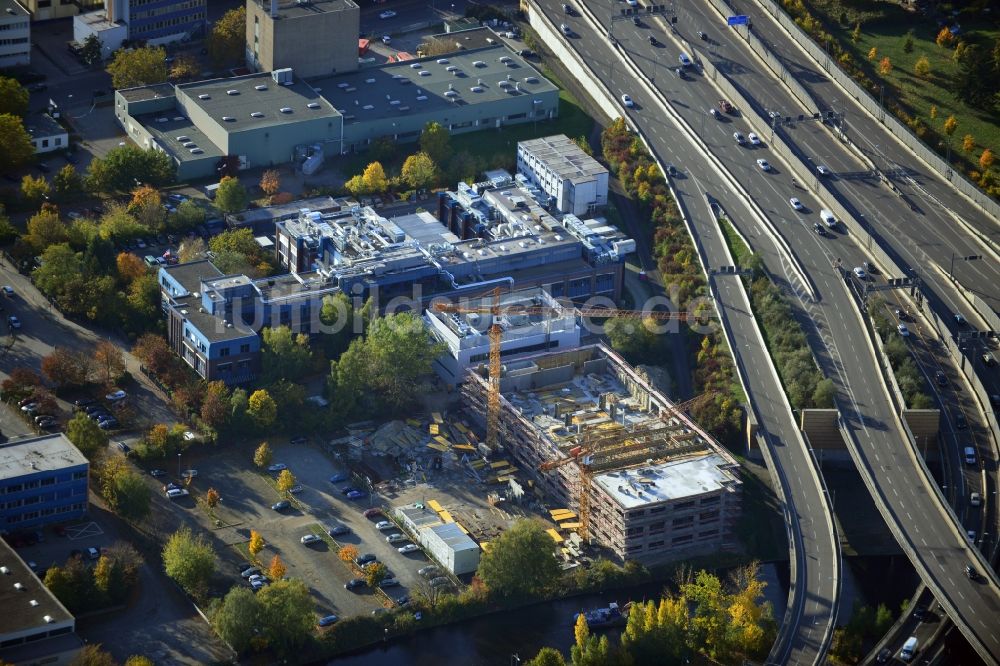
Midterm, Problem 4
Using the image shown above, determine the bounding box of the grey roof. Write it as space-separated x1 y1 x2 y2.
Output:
141 114 224 163
519 134 608 184
177 73 340 133
24 114 66 140
0 540 74 639
162 259 223 297
117 83 176 104
0 0 28 17
251 0 357 20
427 522 479 552
0 434 88 480
230 195 349 228
172 298 258 343
311 43 556 126
593 454 740 509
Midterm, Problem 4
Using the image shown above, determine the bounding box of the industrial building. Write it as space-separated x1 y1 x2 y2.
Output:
462 345 742 563
160 171 633 384
0 0 30 68
396 502 481 575
0 434 89 530
246 0 360 79
17 0 100 22
0 540 80 665
516 135 609 216
425 287 581 386
25 113 68 155
73 0 206 53
114 28 560 180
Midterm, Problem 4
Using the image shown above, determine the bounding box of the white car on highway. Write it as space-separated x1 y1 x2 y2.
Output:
379 10 396 19
897 324 910 337
733 132 745 145
747 132 761 146
756 158 771 171
853 266 867 280
789 197 803 211
621 94 634 108
816 165 831 176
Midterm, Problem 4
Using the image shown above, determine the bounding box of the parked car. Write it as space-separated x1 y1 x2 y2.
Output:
287 484 303 494
289 435 307 445
117 442 131 454
379 9 396 18
935 371 947 387
328 524 350 536
318 614 339 627
105 390 127 401
7 315 21 329
789 197 803 211
897 324 910 337
379 578 400 588
87 547 100 560
166 488 189 499
73 398 95 407
19 402 37 413
733 131 745 145
18 396 35 407
330 472 349 483
267 463 288 472
300 534 321 545
398 544 420 554
375 520 393 530
621 93 634 108
340 486 358 496
181 469 198 478
363 508 383 519
386 533 406 543
2 286 14 297
429 576 452 588
149 469 166 477
344 578 366 590
346 490 365 500
98 419 119 430
418 566 441 577
747 132 761 146
354 553 377 566
236 562 253 573
240 567 261 579
271 500 290 511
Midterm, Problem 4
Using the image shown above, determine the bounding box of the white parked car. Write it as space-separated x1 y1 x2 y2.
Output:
379 10 396 18
789 197 803 211
181 469 198 478
756 159 771 171
166 488 189 499
621 94 634 108
105 390 127 401
267 463 287 472
300 534 321 545
381 35 391 44
747 132 761 146
375 520 394 530
386 533 407 543
397 544 420 554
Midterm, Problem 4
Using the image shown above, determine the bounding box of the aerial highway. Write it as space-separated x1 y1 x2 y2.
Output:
531 4 840 663
531 0 1000 662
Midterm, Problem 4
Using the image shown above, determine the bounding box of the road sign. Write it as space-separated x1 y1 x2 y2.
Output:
727 15 749 26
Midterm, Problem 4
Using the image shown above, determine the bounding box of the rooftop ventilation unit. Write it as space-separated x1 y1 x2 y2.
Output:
255 84 267 91
190 148 203 154
307 102 321 109
362 104 374 110
437 58 449 64
337 82 350 89
182 141 196 148
365 78 376 84
473 60 486 67
470 86 484 92
397 106 409 112
221 116 235 121
14 583 24 590
389 99 400 105
524 76 539 83
43 615 54 624
498 80 510 88
250 112 264 118
272 68 294 85
173 116 185 121
29 599 38 607
533 99 543 105
416 95 428 101
410 63 422 69
155 117 168 123
176 135 190 141
279 107 293 113
418 70 430 76
0 567 7 574
226 89 239 95
198 94 210 100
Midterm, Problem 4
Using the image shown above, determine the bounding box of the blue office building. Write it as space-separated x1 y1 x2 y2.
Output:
112 0 206 42
0 435 89 531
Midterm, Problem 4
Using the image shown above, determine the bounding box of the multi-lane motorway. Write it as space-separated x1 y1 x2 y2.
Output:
531 0 1000 662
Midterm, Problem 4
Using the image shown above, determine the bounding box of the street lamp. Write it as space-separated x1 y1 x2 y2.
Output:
177 452 182 479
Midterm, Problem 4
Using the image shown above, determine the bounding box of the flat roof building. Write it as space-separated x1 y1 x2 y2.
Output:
425 287 581 386
0 539 80 664
246 0 360 79
0 435 89 531
74 0 206 52
0 0 30 68
395 503 481 575
462 345 742 563
115 29 560 180
517 135 609 216
25 113 68 155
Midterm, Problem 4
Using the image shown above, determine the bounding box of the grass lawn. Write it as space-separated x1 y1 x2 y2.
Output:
801 0 1000 177
718 216 754 269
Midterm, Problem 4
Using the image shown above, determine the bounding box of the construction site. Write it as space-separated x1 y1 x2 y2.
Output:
461 344 743 564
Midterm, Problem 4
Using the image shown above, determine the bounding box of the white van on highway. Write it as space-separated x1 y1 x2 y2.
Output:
820 209 837 228
899 636 918 662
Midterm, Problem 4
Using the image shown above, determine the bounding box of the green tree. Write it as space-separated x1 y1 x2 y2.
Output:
80 34 103 66
420 121 451 163
903 31 914 54
211 586 261 654
208 5 247 66
66 412 109 460
0 76 29 117
811 378 836 408
21 174 50 205
248 389 277 428
254 441 273 468
401 151 438 189
43 565 79 610
477 519 560 598
53 164 84 200
111 470 152 523
256 578 316 658
319 292 359 358
209 227 269 275
24 207 66 252
527 647 568 666
874 603 893 636
262 326 313 383
0 114 34 173
98 203 145 243
162 527 216 598
604 316 659 364
276 469 297 494
0 208 18 245
86 145 175 193
124 657 155 666
214 176 249 214
170 199 206 231
106 45 169 89
93 554 128 603
851 22 861 43
963 134 976 152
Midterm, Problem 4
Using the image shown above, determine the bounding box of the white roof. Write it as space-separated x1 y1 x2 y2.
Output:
592 453 738 509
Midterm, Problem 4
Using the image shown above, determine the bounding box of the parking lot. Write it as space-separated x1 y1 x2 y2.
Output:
149 439 435 620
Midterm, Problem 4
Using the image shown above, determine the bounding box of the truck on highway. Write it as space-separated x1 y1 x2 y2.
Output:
718 99 734 114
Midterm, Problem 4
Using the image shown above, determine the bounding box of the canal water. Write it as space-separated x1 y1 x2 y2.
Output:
329 563 791 665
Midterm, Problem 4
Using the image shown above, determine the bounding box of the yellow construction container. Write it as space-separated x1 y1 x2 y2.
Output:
559 522 582 530
434 436 451 447
427 499 443 513
427 442 448 452
438 510 454 523
429 423 440 435
431 412 444 424
546 528 564 543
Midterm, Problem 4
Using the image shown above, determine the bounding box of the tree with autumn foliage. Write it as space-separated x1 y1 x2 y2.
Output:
204 487 221 508
338 544 359 563
248 530 265 558
877 56 892 76
260 169 281 197
41 347 92 388
116 252 146 283
268 554 286 580
93 340 126 386
200 381 231 430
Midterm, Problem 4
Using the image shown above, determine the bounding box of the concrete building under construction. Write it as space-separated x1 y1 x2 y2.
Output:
463 345 742 563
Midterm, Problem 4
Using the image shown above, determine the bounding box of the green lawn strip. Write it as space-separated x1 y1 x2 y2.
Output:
718 216 753 269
